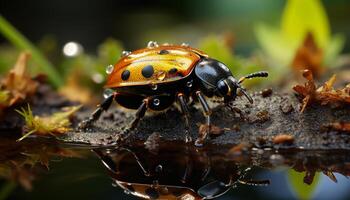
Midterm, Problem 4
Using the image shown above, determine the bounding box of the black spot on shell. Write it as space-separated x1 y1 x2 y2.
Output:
145 188 159 199
159 49 169 55
142 65 154 78
168 68 178 74
121 70 130 80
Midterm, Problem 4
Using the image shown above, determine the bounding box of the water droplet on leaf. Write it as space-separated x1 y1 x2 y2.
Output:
186 80 193 88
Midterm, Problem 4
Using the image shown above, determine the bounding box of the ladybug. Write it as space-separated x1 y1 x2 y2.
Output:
80 41 268 146
95 144 270 200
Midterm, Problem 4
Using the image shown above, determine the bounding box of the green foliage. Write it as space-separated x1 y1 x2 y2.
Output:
198 35 241 73
0 90 9 105
287 169 320 200
198 35 268 87
324 34 346 67
255 0 345 68
97 38 123 70
0 16 63 87
0 182 16 200
16 104 81 141
60 38 123 91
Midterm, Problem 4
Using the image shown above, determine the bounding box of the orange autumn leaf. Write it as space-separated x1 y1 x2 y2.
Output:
293 69 350 112
198 124 224 136
59 70 98 105
291 32 324 78
0 52 39 108
323 122 350 133
273 134 294 145
227 142 251 155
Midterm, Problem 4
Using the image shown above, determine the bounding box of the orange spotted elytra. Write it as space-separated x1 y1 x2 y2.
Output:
79 41 268 146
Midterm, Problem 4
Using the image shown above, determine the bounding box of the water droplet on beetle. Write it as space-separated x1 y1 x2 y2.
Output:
147 41 159 48
103 89 114 99
124 189 131 194
151 84 158 90
162 43 170 46
144 172 151 177
185 134 192 143
121 50 131 57
155 164 163 173
186 80 193 88
181 42 189 47
153 98 160 106
106 65 114 74
156 71 166 81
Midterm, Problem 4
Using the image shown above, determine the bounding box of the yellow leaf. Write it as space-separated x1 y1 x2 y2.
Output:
281 0 330 48
16 105 81 141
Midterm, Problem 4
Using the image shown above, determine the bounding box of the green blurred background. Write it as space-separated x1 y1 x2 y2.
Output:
1 0 350 52
1 0 350 199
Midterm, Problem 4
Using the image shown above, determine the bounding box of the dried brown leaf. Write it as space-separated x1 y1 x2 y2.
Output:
273 134 294 145
59 70 98 105
227 143 251 155
291 32 324 78
293 70 350 112
198 124 224 136
323 122 350 133
0 53 39 108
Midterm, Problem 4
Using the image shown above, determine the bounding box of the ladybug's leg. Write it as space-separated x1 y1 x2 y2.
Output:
195 91 212 147
78 93 117 129
177 93 192 143
129 99 148 130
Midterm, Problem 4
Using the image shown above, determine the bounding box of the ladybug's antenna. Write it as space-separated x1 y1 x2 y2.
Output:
236 85 253 104
238 71 268 84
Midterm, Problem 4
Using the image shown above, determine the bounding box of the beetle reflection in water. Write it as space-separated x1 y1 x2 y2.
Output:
94 142 269 200
80 42 268 146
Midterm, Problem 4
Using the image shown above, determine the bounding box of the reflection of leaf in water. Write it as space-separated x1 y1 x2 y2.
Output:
287 169 320 200
0 181 16 200
0 139 85 191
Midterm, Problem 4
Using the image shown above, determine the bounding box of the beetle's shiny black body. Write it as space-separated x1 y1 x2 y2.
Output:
79 43 268 146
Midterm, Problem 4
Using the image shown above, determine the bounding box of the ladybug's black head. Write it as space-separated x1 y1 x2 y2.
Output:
194 58 268 103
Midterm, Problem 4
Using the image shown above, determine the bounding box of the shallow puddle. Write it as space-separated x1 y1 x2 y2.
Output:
1 137 350 200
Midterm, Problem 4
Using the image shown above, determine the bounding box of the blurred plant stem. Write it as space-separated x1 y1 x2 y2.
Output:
0 15 63 87
0 182 16 200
